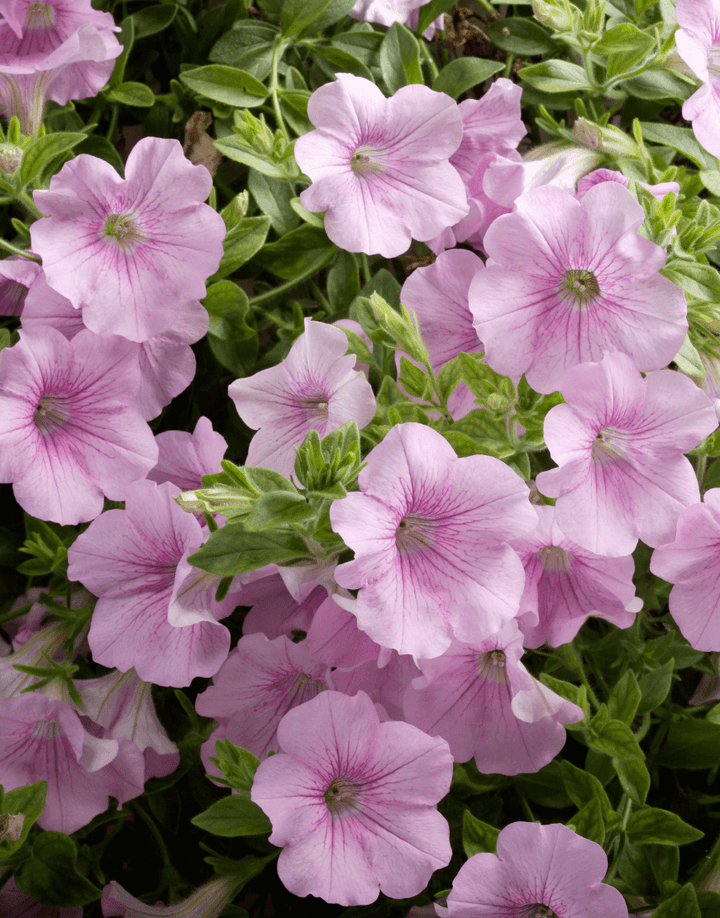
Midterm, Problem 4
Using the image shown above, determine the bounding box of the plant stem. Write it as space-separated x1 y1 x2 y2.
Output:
271 37 289 144
248 251 335 307
16 190 43 219
360 253 372 285
0 238 40 261
420 39 440 81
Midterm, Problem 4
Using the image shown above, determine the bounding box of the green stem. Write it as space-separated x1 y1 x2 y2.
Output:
503 53 515 79
424 359 454 425
420 39 440 81
130 802 182 895
16 190 43 219
248 250 335 307
605 795 632 882
517 788 537 822
475 0 496 12
360 253 372 286
105 104 120 144
563 643 602 710
203 512 218 532
0 238 40 261
271 37 289 144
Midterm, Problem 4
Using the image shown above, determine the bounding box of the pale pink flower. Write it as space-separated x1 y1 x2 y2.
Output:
403 621 583 774
229 317 376 479
196 632 328 769
306 592 382 669
675 0 720 158
512 504 642 647
536 352 717 557
241 571 327 639
0 0 121 134
575 167 680 202
0 255 41 315
0 326 158 525
251 690 453 906
21 277 208 421
331 422 537 659
399 248 484 419
295 73 468 258
147 416 227 492
75 668 180 781
101 876 239 918
0 693 144 835
349 0 442 39
0 618 78 697
650 489 720 650
1 876 83 918
31 137 225 342
469 182 688 394
444 821 629 918
67 480 231 687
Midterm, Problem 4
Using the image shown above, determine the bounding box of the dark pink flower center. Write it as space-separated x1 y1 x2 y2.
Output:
591 427 625 462
539 544 571 573
102 213 145 252
25 1 55 29
34 395 68 434
324 777 361 815
396 514 435 552
559 268 600 306
476 649 509 683
297 394 329 422
517 906 559 918
30 717 61 740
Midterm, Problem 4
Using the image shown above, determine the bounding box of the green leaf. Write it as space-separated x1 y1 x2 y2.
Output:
416 0 455 37
559 760 613 822
608 669 641 725
328 250 360 312
641 121 708 168
620 69 695 101
659 719 720 769
627 808 705 846
131 4 177 39
486 17 557 55
204 280 258 376
637 658 674 715
210 21 278 80
593 22 655 54
462 810 499 857
518 60 592 93
105 81 155 107
701 169 720 197
0 781 46 857
433 58 504 99
309 44 373 80
380 22 423 94
19 132 86 187
188 525 310 576
399 357 431 399
249 170 299 235
613 757 651 805
180 65 268 108
211 214 272 282
281 0 357 37
211 741 261 795
15 831 102 907
259 225 334 280
653 885 702 918
571 797 605 845
445 410 514 458
587 718 645 761
698 891 720 918
109 16 134 89
663 261 720 303
191 795 272 837
243 491 314 531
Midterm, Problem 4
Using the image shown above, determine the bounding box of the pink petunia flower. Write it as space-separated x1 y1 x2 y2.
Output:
0 0 121 134
403 621 583 774
240 571 328 639
469 182 688 394
650 489 720 650
147 416 227 492
675 0 720 158
348 0 443 39
21 276 208 421
535 352 717 557
196 632 328 768
575 167 680 203
101 876 240 918
512 503 642 647
0 325 158 525
67 479 231 687
31 137 225 342
229 317 376 479
295 73 468 258
251 690 453 906
443 821 629 918
0 255 41 315
0 692 145 835
331 422 537 659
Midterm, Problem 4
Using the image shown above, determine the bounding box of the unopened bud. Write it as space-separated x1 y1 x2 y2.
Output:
0 143 22 174
0 812 25 842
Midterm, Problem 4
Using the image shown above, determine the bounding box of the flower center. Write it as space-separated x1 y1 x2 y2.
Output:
30 718 61 740
350 147 384 178
477 649 509 683
324 777 361 816
33 396 68 434
539 544 571 573
559 268 600 306
396 514 435 552
25 1 55 29
517 906 559 918
591 427 625 462
102 213 145 251
297 394 329 422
